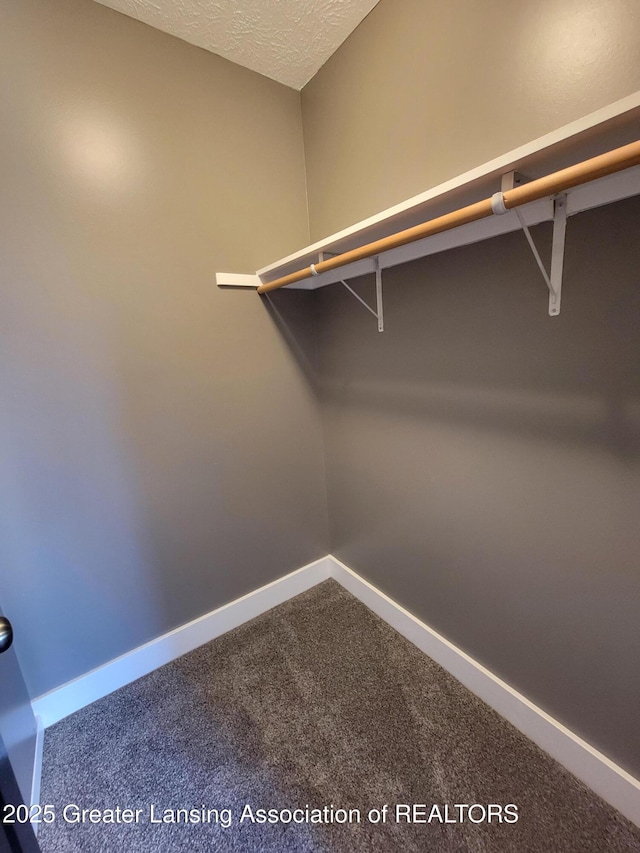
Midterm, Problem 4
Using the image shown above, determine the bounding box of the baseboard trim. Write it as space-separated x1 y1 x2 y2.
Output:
32 556 332 730
31 552 639 827
327 555 640 828
30 715 44 832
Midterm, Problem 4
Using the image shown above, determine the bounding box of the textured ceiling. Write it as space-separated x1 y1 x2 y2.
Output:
93 0 380 90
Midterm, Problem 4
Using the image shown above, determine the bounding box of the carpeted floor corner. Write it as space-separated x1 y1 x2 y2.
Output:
38 580 640 852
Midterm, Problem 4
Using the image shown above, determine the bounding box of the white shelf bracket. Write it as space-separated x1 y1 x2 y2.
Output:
548 194 568 316
339 256 384 332
375 256 384 332
514 194 567 316
493 186 568 316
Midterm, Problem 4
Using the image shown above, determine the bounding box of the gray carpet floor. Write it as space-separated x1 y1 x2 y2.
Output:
39 580 640 852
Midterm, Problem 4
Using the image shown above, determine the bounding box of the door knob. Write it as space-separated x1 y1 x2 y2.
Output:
0 617 13 653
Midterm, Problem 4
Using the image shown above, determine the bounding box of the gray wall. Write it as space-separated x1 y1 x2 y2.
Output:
302 0 640 240
303 0 640 779
0 0 328 699
316 197 640 777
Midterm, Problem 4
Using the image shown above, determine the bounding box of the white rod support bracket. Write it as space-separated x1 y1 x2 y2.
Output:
375 256 384 332
512 194 568 317
500 170 530 192
548 194 567 317
339 256 384 332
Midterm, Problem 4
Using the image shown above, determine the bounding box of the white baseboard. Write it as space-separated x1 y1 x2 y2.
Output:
31 552 640 828
327 555 640 828
32 556 333 729
30 715 44 833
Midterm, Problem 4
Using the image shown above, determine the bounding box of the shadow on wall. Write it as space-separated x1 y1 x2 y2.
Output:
261 288 321 394
316 198 640 460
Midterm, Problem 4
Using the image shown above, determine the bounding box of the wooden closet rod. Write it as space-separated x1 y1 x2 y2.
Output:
257 140 640 294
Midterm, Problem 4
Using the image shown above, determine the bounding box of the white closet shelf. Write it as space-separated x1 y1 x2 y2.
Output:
216 92 640 310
